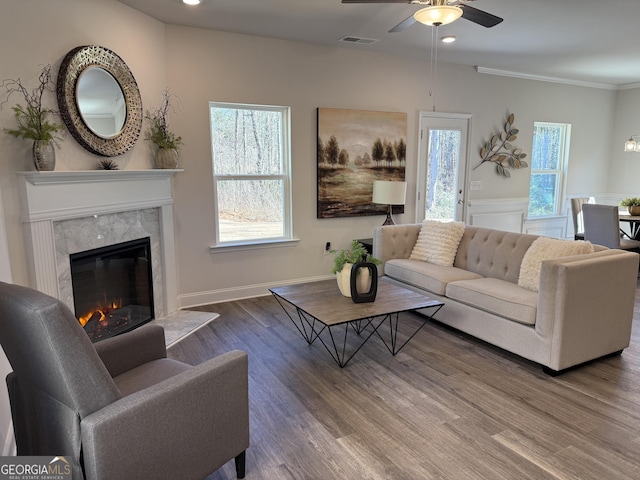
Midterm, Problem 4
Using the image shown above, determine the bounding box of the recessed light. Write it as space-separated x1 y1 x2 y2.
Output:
183 0 201 5
441 36 456 44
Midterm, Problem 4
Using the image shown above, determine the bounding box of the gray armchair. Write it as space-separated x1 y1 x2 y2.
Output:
0 282 249 480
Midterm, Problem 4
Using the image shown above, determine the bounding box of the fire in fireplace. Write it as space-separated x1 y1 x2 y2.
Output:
70 237 154 343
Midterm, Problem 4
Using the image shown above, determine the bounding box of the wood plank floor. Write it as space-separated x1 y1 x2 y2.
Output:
169 283 640 480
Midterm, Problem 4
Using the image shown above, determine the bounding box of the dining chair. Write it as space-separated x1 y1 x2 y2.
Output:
582 204 640 251
570 197 590 240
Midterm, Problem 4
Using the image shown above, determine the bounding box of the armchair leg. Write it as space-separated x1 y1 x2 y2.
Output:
235 451 246 479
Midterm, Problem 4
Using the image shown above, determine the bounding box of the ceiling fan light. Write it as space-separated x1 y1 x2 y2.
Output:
182 0 201 5
414 6 463 26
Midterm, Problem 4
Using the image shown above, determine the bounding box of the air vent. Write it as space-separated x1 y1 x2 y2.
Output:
339 36 379 45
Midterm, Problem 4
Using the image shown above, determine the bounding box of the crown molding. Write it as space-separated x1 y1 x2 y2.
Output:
474 66 619 91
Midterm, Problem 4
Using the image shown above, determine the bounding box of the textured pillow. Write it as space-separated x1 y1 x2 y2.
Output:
518 237 594 292
410 220 466 266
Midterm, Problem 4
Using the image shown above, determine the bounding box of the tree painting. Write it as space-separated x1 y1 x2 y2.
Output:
317 108 407 219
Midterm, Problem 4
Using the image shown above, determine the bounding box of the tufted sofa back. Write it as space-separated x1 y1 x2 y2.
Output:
454 227 538 283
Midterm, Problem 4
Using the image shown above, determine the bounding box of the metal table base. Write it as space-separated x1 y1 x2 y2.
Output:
272 293 443 368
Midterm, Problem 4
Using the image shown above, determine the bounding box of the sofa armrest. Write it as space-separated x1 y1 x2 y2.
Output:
81 350 249 480
536 249 638 371
373 224 421 275
94 323 168 377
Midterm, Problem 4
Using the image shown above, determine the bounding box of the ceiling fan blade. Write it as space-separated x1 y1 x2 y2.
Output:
459 4 503 28
389 14 418 33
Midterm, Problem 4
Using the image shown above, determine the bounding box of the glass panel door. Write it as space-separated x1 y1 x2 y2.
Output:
416 113 471 222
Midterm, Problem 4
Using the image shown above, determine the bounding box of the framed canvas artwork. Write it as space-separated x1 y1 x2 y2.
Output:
317 108 407 219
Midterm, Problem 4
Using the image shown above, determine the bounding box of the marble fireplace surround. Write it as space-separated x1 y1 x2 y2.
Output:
17 170 180 319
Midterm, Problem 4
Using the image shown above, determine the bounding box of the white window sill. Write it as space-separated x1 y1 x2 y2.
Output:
209 238 300 254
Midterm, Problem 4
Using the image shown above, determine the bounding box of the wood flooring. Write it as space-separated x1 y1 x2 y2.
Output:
168 282 640 480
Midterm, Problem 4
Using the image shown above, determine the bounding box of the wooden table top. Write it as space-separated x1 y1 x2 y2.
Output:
270 277 443 326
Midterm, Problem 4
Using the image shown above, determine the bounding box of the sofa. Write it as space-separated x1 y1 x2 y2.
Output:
373 223 639 374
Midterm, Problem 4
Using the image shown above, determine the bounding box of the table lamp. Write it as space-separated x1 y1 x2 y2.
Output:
372 180 407 225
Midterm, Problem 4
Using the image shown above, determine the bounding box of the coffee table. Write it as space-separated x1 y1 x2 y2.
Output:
270 277 444 367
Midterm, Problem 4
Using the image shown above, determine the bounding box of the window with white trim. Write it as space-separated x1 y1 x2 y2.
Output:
527 122 571 218
210 103 292 246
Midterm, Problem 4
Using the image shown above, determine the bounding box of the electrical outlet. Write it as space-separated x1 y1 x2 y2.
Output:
324 241 331 255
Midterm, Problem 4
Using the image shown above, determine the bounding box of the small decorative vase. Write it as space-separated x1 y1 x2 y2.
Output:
350 260 378 303
32 140 56 171
628 206 640 216
337 263 371 298
155 148 179 169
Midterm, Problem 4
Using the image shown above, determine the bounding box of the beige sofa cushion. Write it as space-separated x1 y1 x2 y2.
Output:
410 220 465 266
385 258 483 295
454 227 538 283
518 237 594 291
446 277 538 325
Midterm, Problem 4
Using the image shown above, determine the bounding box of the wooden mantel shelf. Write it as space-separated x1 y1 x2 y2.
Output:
17 169 184 185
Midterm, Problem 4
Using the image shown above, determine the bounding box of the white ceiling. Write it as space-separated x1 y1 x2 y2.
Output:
117 0 640 88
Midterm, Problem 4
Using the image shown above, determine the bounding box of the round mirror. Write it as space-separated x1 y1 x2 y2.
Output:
76 67 126 139
57 45 143 157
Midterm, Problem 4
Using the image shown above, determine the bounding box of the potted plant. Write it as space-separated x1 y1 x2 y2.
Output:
2 64 65 171
331 240 381 297
621 197 640 216
145 88 183 168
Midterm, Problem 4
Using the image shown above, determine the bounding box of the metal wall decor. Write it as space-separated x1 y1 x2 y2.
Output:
476 113 528 178
57 45 143 157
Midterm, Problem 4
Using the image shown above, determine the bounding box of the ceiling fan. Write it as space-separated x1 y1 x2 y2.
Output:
341 0 503 33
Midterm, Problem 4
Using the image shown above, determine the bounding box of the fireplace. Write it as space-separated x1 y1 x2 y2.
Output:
70 237 154 343
18 170 179 325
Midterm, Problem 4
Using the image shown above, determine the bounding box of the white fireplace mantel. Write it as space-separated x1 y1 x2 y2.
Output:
17 170 182 317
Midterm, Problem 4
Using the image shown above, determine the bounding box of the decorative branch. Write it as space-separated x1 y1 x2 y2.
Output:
145 88 183 149
475 113 528 178
1 64 64 145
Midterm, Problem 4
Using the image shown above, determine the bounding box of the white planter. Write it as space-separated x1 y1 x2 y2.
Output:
155 148 179 169
336 263 371 297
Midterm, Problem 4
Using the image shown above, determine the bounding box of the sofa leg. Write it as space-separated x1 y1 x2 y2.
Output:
542 366 562 377
235 451 246 479
543 350 625 377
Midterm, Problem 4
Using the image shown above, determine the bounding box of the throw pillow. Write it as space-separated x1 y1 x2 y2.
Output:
518 237 594 292
410 220 466 267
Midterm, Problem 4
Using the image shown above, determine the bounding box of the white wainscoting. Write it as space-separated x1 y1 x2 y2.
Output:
466 197 529 233
523 217 566 238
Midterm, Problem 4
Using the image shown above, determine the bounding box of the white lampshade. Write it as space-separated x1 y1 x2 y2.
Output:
372 181 407 206
414 6 463 26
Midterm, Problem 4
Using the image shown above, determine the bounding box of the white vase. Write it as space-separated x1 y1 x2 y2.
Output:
155 148 179 169
336 263 371 297
32 140 56 171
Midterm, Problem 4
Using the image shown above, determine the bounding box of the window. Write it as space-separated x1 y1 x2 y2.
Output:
210 103 292 246
527 122 571 218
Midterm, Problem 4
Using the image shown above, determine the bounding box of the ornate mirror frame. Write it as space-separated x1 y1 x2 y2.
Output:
57 45 143 157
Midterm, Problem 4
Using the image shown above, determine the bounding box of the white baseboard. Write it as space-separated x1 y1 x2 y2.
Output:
177 274 334 309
